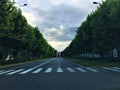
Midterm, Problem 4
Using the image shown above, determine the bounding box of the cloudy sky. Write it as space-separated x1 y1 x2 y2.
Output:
15 0 101 51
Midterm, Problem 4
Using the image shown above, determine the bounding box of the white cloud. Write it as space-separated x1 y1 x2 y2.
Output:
16 0 101 51
48 41 71 51
59 25 64 30
22 12 36 26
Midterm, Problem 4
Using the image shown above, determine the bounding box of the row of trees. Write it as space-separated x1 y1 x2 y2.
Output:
63 0 120 59
0 0 56 63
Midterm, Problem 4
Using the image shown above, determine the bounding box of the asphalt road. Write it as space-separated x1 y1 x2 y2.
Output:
0 58 120 90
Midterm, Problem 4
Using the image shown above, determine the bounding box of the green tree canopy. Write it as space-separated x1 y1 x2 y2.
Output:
63 0 120 59
0 0 56 63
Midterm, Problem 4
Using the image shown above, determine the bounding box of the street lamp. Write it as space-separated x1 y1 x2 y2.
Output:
12 0 27 7
19 4 27 7
93 1 101 5
23 4 27 6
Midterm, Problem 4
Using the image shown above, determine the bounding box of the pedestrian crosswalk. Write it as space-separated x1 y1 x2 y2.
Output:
0 67 119 76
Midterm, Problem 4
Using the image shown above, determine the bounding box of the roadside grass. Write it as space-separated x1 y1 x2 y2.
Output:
0 58 48 69
65 58 120 68
0 62 30 69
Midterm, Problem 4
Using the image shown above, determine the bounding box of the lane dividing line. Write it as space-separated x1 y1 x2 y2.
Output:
6 69 24 75
34 59 54 68
76 67 86 72
30 59 55 70
32 68 43 74
66 67 75 72
86 67 99 72
44 68 52 73
57 67 63 72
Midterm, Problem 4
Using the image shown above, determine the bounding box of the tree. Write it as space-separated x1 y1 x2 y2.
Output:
0 0 56 63
63 0 120 59
0 0 15 61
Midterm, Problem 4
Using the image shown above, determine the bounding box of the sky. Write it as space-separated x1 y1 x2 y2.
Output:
14 0 102 51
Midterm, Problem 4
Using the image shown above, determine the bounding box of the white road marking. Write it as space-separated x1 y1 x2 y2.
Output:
44 68 52 73
6 69 24 75
66 67 75 72
33 59 54 69
32 68 43 74
19 68 34 74
0 70 14 75
19 59 55 74
0 70 4 73
99 69 108 72
76 67 86 72
57 67 63 72
112 67 120 70
86 67 99 72
103 67 120 72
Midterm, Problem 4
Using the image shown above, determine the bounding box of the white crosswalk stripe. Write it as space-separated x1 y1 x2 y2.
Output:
19 68 34 74
0 70 14 75
86 67 99 72
66 67 75 72
57 67 63 72
32 68 43 74
6 69 24 75
76 67 86 72
112 67 120 70
98 69 108 72
44 68 52 73
0 70 4 73
103 67 120 72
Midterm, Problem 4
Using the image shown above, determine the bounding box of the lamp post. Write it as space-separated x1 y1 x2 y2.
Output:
7 0 27 12
12 0 27 7
93 1 101 5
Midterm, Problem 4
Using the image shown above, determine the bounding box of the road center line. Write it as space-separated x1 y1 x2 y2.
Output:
32 59 55 69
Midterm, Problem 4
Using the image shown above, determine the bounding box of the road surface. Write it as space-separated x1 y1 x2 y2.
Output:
0 58 120 90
